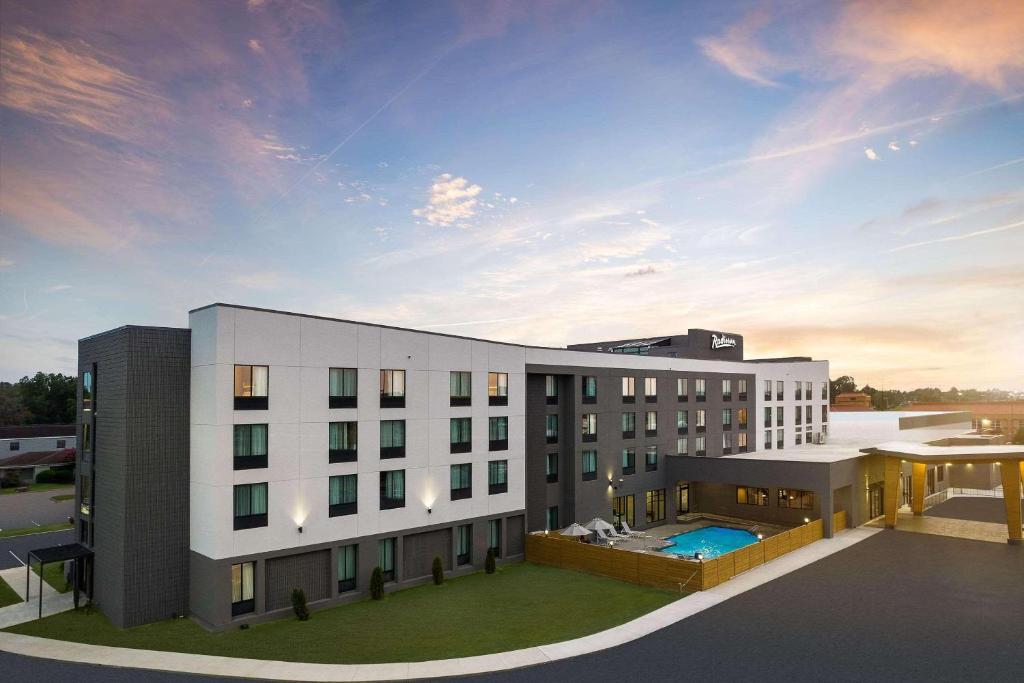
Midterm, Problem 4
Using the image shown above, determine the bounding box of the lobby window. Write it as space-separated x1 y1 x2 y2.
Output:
231 562 255 616
581 413 597 442
776 407 784 427
777 430 785 450
722 431 733 454
234 365 269 410
233 483 268 530
646 489 666 523
380 420 406 458
695 409 706 433
821 383 828 401
738 408 748 430
612 494 635 527
764 429 772 449
82 369 94 411
233 424 268 470
380 369 406 408
738 432 748 452
676 437 687 456
488 416 508 450
821 405 829 423
677 377 688 401
545 414 559 444
546 453 558 483
450 371 472 407
450 463 472 500
582 450 597 480
456 525 472 566
622 411 636 439
488 519 502 558
721 408 732 430
645 411 657 436
695 436 706 457
644 377 657 401
329 474 358 516
380 470 405 509
645 445 658 472
737 486 768 506
764 380 772 401
546 506 559 531
488 372 508 406
778 488 814 510
776 380 784 401
677 410 688 434
329 368 357 408
695 378 706 402
329 421 357 463
450 417 472 454
378 537 396 582
582 376 598 403
738 379 747 401
622 377 635 403
622 448 636 475
545 375 559 405
338 545 357 592
489 459 508 494
722 379 732 401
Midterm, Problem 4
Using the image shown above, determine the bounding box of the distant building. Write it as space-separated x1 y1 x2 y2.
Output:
0 424 76 463
0 447 75 486
832 392 873 411
905 401 1024 436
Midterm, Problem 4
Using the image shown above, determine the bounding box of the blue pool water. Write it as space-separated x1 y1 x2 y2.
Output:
659 526 758 559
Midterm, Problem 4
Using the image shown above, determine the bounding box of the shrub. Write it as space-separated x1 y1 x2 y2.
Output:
35 469 56 484
290 588 310 621
485 548 496 574
432 556 444 585
370 566 384 600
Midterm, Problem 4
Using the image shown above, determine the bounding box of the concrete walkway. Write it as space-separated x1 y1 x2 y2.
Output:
866 509 1013 544
0 566 74 629
0 527 879 681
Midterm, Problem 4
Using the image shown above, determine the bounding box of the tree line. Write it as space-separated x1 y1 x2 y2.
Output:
0 373 77 425
829 375 1018 411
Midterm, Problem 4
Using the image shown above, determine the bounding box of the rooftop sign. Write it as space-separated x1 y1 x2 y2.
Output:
711 333 737 350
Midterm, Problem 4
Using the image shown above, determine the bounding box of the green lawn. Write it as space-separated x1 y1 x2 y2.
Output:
1 483 73 496
0 521 74 539
31 561 71 594
6 562 678 663
0 577 21 608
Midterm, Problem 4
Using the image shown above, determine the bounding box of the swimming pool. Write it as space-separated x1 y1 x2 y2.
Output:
659 526 758 559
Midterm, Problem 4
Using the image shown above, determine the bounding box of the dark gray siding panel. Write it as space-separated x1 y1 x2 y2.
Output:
402 528 452 579
265 550 331 610
506 515 525 556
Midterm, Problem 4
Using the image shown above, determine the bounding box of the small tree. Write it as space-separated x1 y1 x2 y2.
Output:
1011 427 1024 446
432 555 444 585
485 548 496 574
291 588 310 621
370 566 385 600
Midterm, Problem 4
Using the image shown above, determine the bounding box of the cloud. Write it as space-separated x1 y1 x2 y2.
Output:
625 265 657 278
43 284 72 292
887 219 1024 253
697 9 781 87
412 173 484 227
0 257 14 269
887 141 901 151
863 147 879 161
248 38 264 54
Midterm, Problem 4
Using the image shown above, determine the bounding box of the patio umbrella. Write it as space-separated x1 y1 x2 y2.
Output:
583 517 615 532
560 522 593 538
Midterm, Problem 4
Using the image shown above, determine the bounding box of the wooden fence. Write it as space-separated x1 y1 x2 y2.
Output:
526 518 824 592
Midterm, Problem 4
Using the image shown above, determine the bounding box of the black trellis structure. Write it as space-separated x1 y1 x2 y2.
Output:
25 543 92 619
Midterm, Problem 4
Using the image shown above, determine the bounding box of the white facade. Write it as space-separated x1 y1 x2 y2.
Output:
0 435 76 463
189 305 526 561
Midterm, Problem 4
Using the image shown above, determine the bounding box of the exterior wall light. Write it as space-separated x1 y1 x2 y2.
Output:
427 507 432 514
757 533 764 540
694 552 704 561
297 526 303 534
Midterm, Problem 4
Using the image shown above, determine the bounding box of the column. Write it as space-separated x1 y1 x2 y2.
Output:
1001 460 1022 545
911 462 927 516
883 456 901 529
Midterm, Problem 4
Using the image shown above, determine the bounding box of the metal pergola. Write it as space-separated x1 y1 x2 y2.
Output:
25 543 92 619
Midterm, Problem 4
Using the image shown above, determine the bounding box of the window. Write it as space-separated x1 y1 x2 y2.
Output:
378 538 396 581
56 439 66 449
450 417 472 453
764 407 771 427
380 470 405 509
488 519 501 558
622 448 636 475
10 441 20 451
581 413 597 441
82 423 91 453
695 409 706 433
644 410 657 436
722 379 732 401
645 445 658 472
937 465 945 483
545 453 558 483
546 506 559 531
677 378 688 401
234 424 268 470
622 377 635 402
677 410 688 434
738 379 747 400
776 407 784 427
329 368 357 408
545 414 559 443
450 371 472 407
338 545 357 592
82 370 94 410
737 486 768 506
695 436 706 457
738 431 748 452
777 429 785 450
450 464 472 500
488 372 508 406
721 408 732 429
329 474 358 516
582 450 597 480
795 431 803 445
764 429 772 450
805 382 812 401
764 380 772 401
644 377 657 401
794 381 802 400
488 416 508 450
234 365 268 410
821 405 829 423
738 408 748 430
776 380 784 401
380 369 406 408
778 489 814 510
329 421 357 463
795 405 803 426
456 525 472 565
646 489 665 523
233 483 268 530
722 431 733 454
380 420 406 458
695 378 706 401
621 411 636 438
489 459 508 494
545 375 559 405
676 437 687 456
231 562 255 616
821 383 828 400
582 376 597 403
612 494 635 527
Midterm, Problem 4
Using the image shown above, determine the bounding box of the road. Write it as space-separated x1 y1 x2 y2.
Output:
0 488 74 530
0 529 75 570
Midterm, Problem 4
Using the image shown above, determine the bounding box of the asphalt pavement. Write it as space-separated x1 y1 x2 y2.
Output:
0 489 75 530
0 529 76 570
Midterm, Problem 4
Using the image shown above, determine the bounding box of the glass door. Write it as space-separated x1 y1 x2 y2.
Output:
676 483 690 515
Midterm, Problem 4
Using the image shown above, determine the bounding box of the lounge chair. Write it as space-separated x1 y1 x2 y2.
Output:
619 521 647 538
595 528 621 543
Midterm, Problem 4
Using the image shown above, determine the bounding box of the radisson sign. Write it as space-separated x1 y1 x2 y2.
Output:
710 333 737 350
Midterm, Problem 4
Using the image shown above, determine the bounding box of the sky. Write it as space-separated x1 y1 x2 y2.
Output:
1 0 1023 391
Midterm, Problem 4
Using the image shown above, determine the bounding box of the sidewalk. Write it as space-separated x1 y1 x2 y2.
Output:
0 527 880 681
0 566 74 629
